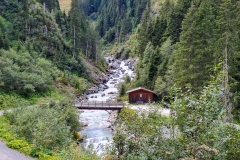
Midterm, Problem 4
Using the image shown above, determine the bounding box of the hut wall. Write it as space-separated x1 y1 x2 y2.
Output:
128 89 153 103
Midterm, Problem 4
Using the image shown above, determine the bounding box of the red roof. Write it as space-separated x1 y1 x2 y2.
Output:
126 87 156 94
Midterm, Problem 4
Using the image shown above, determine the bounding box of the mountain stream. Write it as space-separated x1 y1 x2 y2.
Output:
78 58 135 155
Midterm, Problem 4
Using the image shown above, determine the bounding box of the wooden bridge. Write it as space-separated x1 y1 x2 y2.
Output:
74 101 125 111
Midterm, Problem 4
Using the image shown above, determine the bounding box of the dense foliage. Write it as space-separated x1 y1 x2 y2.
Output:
111 75 240 159
1 0 240 158
4 99 79 150
1 97 99 159
0 49 57 95
114 0 240 122
0 0 105 159
0 0 104 80
80 0 150 43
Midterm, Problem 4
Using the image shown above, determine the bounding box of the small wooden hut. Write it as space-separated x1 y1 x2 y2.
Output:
126 87 156 103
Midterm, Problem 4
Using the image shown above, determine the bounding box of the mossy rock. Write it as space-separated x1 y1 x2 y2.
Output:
73 132 83 141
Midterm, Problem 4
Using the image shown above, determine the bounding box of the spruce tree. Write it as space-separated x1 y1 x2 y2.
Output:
136 6 150 58
147 47 162 89
173 1 218 91
69 0 87 58
215 0 240 122
167 0 192 44
151 17 167 47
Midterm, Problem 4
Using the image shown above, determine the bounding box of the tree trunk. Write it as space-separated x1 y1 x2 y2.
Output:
86 40 88 58
73 24 76 59
95 44 98 64
43 2 46 13
223 32 232 123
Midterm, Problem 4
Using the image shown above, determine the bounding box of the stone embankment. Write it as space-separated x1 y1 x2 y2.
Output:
107 110 118 130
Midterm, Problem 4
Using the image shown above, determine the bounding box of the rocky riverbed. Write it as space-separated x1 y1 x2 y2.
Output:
75 56 137 103
77 56 137 155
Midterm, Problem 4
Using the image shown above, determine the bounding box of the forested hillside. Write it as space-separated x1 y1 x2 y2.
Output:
1 0 240 159
0 0 104 159
0 0 106 96
101 0 240 122
100 0 240 159
79 0 150 43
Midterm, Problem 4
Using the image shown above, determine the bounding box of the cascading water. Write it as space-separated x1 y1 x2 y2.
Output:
79 58 135 155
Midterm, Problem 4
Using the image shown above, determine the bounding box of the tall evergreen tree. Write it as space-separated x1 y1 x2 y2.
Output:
167 0 192 44
136 6 150 58
151 17 167 47
173 1 218 91
69 0 87 58
215 0 240 122
147 47 162 89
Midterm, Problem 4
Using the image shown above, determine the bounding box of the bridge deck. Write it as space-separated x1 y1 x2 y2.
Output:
74 101 125 110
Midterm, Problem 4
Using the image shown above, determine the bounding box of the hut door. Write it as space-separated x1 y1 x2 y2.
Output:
140 93 148 103
139 93 142 101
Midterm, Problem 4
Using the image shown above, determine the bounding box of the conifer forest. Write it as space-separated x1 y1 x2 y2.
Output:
0 0 240 159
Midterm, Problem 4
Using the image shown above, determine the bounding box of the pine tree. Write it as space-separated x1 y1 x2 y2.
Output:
167 0 192 44
215 0 240 122
147 47 162 89
136 6 150 58
151 17 167 47
173 1 218 91
69 0 87 58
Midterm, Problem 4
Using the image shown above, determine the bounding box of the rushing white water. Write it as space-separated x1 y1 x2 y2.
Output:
79 59 134 155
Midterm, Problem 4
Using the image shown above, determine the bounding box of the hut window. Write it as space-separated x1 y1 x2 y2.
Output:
140 94 142 97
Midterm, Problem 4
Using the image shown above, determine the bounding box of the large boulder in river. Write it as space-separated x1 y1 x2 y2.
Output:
112 73 119 78
116 60 121 64
109 61 120 69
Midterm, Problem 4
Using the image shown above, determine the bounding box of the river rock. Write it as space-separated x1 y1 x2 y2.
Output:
106 69 113 74
82 123 88 127
112 74 119 78
108 111 118 127
116 60 121 64
109 61 120 69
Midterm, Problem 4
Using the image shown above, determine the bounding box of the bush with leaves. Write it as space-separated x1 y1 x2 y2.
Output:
0 49 58 95
0 92 31 110
4 99 80 151
111 74 240 159
110 107 173 159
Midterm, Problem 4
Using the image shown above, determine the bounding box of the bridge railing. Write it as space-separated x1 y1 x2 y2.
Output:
75 101 125 108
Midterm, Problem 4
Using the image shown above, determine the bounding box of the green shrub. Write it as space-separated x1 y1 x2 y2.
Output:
0 117 34 156
4 99 80 151
0 49 58 95
7 140 33 155
0 92 30 110
60 143 99 160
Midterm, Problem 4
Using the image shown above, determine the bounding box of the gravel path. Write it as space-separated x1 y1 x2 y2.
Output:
0 110 4 116
0 141 34 160
128 104 170 116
